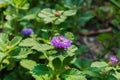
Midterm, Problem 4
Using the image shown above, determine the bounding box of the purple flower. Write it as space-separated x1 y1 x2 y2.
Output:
109 55 118 64
21 28 33 37
51 36 71 49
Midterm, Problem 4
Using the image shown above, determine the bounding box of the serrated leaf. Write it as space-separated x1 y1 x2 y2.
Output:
12 48 32 59
63 10 77 16
19 38 38 47
54 15 67 24
20 59 37 70
38 8 56 24
67 45 78 56
91 61 108 68
32 44 54 51
9 36 22 48
31 64 51 76
62 68 87 80
21 14 36 20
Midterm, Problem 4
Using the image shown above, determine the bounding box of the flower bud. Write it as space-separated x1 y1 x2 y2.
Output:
21 28 33 37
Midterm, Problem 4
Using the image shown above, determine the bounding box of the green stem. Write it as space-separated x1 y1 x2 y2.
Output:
1 14 4 29
14 7 19 34
50 73 57 80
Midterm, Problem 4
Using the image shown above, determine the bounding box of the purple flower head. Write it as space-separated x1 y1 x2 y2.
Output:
51 36 71 49
21 28 33 37
110 55 119 64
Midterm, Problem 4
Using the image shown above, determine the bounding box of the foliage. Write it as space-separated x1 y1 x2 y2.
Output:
0 0 120 80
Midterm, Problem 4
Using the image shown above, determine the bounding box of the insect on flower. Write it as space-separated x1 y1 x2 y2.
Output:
51 36 71 49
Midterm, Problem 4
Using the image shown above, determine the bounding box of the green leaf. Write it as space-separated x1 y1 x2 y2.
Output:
65 32 74 41
73 58 92 69
52 57 62 69
13 0 27 7
83 70 100 77
0 52 6 62
91 61 108 68
64 0 84 8
20 3 29 10
11 48 32 59
110 0 120 9
0 33 8 51
67 45 78 56
38 8 56 24
38 8 77 25
21 14 36 20
63 56 74 66
9 36 22 48
32 44 54 51
20 59 37 70
19 38 38 47
63 10 77 16
31 64 51 76
113 71 120 80
77 12 94 26
54 15 67 25
62 68 87 80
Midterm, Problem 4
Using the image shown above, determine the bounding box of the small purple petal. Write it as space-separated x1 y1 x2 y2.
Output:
110 55 118 64
51 36 71 49
21 28 33 37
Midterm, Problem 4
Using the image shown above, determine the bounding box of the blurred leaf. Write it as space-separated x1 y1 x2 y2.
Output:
54 15 67 25
38 8 77 25
65 32 74 41
64 0 84 8
91 61 108 68
38 8 56 24
83 70 100 77
9 36 22 48
63 56 74 66
52 57 62 69
0 52 6 63
67 45 78 56
19 38 38 47
110 0 120 9
21 14 36 20
0 0 7 8
13 0 27 7
0 33 8 51
73 58 92 69
113 71 120 80
63 10 77 16
20 3 29 10
20 59 37 70
117 49 120 59
11 48 32 59
77 12 94 26
32 44 54 51
62 68 87 80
